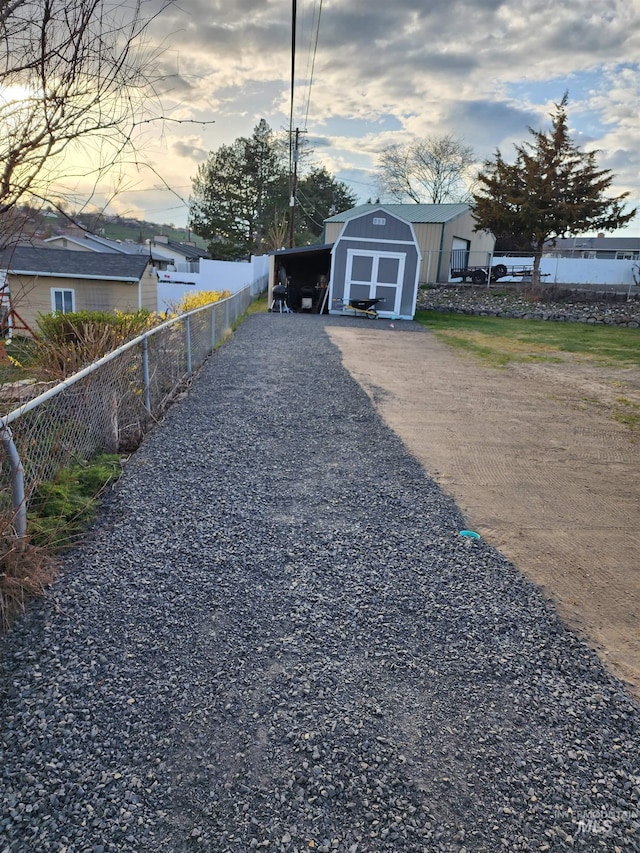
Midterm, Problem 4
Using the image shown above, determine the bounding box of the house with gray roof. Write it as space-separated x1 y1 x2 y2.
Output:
149 235 210 272
44 232 170 268
0 247 157 336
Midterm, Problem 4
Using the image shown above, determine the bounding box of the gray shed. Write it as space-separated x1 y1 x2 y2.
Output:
326 203 496 294
327 207 421 320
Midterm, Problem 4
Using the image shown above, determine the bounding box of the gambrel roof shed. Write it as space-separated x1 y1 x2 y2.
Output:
326 206 423 320
325 203 495 290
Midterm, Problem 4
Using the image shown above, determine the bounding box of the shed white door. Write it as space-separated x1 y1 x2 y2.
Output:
345 250 405 316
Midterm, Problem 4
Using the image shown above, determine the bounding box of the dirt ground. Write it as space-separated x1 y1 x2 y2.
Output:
327 324 640 700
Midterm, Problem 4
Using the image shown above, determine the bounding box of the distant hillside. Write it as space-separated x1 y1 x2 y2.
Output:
97 217 208 249
7 206 208 249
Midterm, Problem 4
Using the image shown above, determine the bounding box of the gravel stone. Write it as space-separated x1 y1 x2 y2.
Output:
1 313 639 852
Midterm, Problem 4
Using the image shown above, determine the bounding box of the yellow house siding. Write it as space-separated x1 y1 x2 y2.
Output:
7 274 145 336
75 281 139 313
7 274 52 333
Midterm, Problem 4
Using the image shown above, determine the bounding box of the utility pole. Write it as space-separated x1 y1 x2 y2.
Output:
289 127 300 248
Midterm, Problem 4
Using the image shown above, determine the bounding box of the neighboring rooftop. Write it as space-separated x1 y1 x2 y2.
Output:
549 236 640 251
151 235 210 260
45 233 149 255
43 233 172 265
0 247 151 281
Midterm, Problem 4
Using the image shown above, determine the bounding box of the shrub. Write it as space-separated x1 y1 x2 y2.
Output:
28 454 123 549
34 309 161 378
174 290 230 313
0 449 123 634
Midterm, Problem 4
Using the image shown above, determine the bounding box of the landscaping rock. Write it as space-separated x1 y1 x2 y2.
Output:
417 285 640 326
0 314 639 852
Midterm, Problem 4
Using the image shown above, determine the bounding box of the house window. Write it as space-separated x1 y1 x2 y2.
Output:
616 251 639 260
372 217 386 225
51 288 75 313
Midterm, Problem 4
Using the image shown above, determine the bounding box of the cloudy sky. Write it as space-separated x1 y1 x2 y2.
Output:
92 0 640 234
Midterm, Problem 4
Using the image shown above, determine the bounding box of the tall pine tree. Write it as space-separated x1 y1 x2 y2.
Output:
472 95 636 283
189 122 356 259
189 120 287 260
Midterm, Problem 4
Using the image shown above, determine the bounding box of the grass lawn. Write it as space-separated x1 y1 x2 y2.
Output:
414 310 640 369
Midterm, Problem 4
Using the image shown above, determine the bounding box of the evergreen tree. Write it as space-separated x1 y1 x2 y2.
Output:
190 120 288 260
472 95 636 283
189 122 356 259
295 166 357 243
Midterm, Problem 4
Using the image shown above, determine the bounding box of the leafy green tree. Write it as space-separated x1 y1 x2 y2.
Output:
472 95 636 283
189 120 287 260
189 123 357 258
295 166 357 243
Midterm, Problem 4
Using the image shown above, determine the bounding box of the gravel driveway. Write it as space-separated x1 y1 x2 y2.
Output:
1 313 639 852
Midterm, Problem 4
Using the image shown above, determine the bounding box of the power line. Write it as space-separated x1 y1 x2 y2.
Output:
295 188 324 230
303 0 323 131
340 175 380 190
302 0 319 115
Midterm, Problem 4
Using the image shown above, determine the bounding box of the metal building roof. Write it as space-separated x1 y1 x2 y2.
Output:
324 203 470 225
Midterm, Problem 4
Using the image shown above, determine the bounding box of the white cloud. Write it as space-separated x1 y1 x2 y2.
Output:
51 0 640 231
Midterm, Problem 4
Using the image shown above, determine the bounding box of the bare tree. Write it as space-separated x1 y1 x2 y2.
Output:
377 134 476 204
0 0 171 242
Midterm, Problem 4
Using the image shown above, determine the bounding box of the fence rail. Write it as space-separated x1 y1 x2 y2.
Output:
0 285 257 538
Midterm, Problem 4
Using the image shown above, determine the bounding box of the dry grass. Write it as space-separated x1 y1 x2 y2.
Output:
0 523 59 633
34 310 160 380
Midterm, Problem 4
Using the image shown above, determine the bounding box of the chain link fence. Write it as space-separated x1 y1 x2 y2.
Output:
0 286 257 537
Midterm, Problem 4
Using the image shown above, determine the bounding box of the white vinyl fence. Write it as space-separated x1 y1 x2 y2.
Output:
440 249 639 292
157 255 270 312
0 287 257 539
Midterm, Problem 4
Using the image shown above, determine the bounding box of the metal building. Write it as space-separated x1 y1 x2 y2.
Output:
325 203 495 318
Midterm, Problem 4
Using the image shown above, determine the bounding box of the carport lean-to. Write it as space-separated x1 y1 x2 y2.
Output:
269 244 332 314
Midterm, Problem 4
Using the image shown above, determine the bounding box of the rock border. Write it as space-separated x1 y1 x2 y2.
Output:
416 285 640 327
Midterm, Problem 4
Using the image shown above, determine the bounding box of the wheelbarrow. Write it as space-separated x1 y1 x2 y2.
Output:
342 297 384 318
